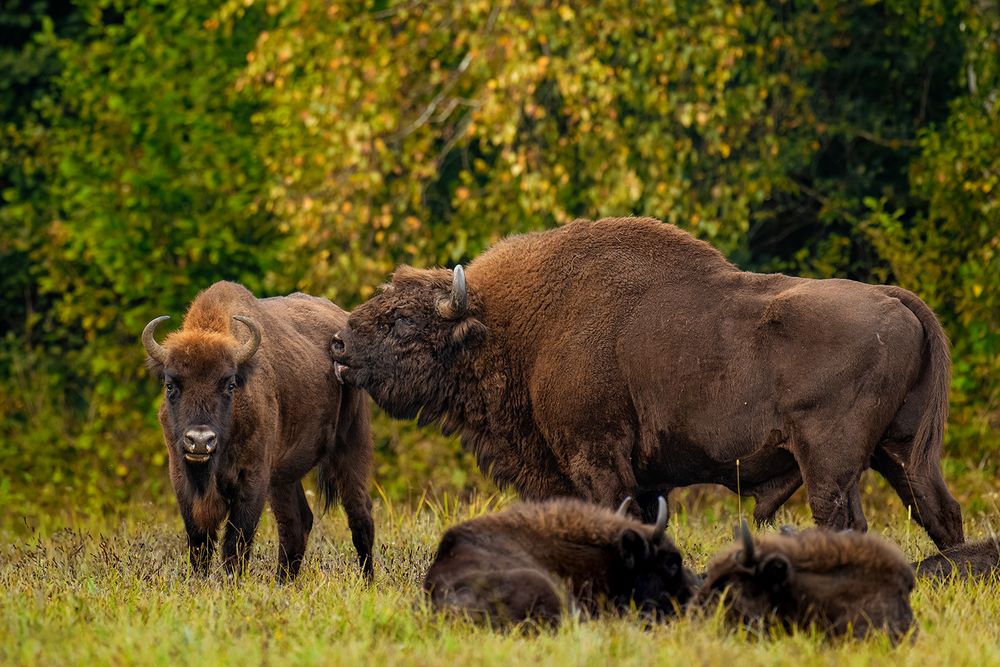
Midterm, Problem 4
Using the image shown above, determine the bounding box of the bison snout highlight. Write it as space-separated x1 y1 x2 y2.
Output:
330 333 350 383
182 426 217 461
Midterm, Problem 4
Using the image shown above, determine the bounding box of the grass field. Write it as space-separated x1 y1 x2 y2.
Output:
3 480 1000 666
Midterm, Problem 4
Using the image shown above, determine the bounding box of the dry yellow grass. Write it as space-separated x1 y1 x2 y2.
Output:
3 480 1000 666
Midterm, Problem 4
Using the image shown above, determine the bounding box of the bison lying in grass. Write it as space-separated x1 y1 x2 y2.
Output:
332 216 963 549
914 538 1000 579
423 497 696 626
142 281 374 581
693 522 915 641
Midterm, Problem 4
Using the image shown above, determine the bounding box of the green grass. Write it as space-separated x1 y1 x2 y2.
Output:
3 483 1000 666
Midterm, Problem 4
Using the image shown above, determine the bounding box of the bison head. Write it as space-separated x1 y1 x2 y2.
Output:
142 315 261 466
695 521 915 641
609 497 695 616
330 265 487 431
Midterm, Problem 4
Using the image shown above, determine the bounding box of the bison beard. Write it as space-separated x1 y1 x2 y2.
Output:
143 281 375 581
332 216 964 549
693 521 916 641
423 497 696 626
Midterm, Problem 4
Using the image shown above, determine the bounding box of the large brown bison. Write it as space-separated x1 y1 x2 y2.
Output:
331 216 963 548
423 496 696 625
142 281 374 581
693 522 915 641
913 537 1000 579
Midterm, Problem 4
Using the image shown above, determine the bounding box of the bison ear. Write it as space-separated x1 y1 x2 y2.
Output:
758 554 791 593
618 529 649 570
449 317 488 347
145 355 165 379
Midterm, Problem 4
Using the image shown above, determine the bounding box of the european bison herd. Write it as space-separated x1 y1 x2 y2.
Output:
142 217 997 641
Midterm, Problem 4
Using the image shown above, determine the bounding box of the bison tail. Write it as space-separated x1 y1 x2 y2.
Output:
882 286 951 472
316 461 340 513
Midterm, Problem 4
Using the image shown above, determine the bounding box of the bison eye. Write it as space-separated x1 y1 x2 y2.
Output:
165 382 179 400
225 379 237 394
392 316 414 334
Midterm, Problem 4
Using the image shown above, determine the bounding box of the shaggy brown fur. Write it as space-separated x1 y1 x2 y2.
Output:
143 281 374 581
914 538 1000 579
423 498 696 626
694 525 915 641
332 216 963 549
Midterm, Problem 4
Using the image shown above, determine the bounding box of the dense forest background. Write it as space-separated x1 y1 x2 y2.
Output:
1 0 996 527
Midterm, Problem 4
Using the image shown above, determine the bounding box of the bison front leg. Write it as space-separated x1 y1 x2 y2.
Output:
174 478 224 576
270 481 313 583
550 436 638 515
221 486 267 577
179 506 219 576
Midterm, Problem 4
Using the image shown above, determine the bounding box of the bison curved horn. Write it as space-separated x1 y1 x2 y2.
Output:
437 265 468 320
737 518 755 565
616 496 633 517
652 496 667 541
141 316 171 364
232 316 262 365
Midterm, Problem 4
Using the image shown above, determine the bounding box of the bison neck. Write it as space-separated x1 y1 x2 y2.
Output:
456 219 742 499
183 460 216 495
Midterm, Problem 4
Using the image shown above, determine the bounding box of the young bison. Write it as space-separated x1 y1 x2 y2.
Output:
423 497 696 626
693 522 915 641
142 281 374 581
914 538 1000 579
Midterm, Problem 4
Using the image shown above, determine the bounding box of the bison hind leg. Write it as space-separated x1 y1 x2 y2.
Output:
871 443 964 549
326 393 376 581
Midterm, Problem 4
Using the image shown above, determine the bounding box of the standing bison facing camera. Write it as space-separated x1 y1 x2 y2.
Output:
331 216 963 549
423 497 696 626
143 281 374 581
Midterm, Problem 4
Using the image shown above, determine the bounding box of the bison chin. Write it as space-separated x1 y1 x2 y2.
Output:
339 356 453 427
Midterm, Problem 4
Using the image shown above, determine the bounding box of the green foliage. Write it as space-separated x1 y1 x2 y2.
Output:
234 0 812 301
0 0 997 523
0 0 289 517
864 0 1000 457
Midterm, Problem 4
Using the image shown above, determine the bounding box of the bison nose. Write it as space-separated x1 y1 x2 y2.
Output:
331 332 346 356
183 427 217 454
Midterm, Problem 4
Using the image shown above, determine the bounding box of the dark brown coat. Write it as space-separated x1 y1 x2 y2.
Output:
143 281 374 581
332 216 963 548
423 498 695 626
693 524 915 641
913 538 1000 579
